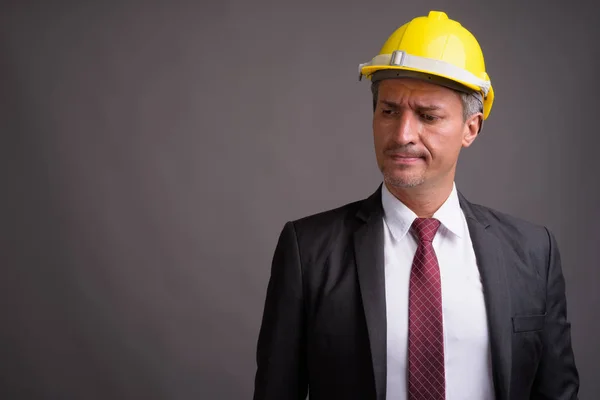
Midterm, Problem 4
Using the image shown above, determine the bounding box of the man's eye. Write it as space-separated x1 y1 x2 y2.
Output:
420 113 438 122
382 109 397 115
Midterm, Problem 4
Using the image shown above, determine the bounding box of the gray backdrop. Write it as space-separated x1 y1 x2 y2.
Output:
1 1 598 399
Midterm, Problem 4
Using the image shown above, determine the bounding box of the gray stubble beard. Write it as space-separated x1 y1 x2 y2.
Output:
382 168 426 188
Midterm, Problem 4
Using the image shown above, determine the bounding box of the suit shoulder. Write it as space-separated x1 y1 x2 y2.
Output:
291 198 365 233
468 201 552 247
275 196 368 254
277 197 367 266
471 201 544 228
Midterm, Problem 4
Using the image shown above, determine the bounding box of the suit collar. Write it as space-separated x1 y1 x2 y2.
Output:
355 184 512 400
457 189 491 228
358 183 477 229
356 184 384 223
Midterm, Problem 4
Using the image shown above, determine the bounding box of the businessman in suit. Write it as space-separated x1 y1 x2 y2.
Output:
253 11 579 400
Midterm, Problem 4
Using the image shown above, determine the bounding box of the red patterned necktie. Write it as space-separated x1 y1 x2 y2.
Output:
408 218 445 400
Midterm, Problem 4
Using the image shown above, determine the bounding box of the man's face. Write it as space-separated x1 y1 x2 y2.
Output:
373 78 480 190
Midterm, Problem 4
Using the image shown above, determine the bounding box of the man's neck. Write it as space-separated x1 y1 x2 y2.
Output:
385 180 454 218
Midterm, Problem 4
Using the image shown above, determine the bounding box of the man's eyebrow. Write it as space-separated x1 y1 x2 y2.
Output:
416 104 442 111
380 100 401 108
380 99 443 111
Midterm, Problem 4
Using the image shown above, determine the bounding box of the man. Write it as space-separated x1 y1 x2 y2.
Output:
253 10 579 400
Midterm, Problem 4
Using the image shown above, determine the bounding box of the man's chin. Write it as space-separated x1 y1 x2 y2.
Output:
383 172 425 188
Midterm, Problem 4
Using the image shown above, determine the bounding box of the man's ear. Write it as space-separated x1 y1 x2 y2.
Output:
462 113 483 148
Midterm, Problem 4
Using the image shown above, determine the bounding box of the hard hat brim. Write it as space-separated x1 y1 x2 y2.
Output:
369 69 481 97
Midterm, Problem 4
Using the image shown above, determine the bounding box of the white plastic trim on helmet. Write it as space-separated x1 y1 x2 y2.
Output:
358 50 490 97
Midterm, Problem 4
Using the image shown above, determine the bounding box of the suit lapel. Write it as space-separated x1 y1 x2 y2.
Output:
354 186 387 400
459 192 512 400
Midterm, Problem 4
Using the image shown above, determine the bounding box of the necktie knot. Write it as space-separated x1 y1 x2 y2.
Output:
411 218 441 243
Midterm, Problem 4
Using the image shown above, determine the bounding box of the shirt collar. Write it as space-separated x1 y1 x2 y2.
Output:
381 182 465 241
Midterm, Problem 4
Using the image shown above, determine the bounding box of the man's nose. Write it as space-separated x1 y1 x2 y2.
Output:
393 111 419 145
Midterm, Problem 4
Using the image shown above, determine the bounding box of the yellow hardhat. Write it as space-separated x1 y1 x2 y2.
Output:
359 11 494 120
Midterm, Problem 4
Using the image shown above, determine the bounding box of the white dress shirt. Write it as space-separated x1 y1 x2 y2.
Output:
382 182 495 400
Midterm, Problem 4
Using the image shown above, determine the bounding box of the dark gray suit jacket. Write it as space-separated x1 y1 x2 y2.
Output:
253 185 579 399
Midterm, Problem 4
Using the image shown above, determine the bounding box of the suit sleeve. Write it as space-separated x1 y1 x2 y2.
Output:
532 228 579 399
253 221 308 400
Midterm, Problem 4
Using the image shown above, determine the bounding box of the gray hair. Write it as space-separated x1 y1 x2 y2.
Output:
370 80 483 121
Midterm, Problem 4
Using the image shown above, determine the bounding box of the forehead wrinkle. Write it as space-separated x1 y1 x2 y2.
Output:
380 95 444 111
379 82 459 112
